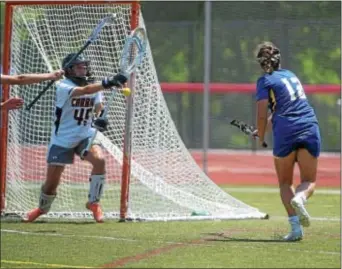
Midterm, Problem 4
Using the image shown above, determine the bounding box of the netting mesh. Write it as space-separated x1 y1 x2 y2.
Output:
4 3 266 221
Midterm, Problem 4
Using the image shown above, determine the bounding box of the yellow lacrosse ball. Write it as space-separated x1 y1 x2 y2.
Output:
122 87 131 97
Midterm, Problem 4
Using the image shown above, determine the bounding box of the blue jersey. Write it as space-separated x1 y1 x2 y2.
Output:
256 69 318 137
256 69 321 158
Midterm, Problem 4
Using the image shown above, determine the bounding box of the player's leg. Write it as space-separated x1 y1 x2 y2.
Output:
273 144 303 241
290 148 317 227
24 145 73 222
84 144 106 203
77 139 105 223
291 126 320 227
274 151 297 217
295 149 317 199
84 144 105 223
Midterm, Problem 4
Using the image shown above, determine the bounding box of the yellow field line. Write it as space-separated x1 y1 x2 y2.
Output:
1 260 97 268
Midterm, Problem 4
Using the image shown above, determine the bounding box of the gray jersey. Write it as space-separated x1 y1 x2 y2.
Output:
50 78 103 148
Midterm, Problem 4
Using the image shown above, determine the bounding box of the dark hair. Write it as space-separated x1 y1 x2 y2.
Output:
255 41 281 73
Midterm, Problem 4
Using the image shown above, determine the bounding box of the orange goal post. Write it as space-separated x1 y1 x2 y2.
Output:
1 0 267 222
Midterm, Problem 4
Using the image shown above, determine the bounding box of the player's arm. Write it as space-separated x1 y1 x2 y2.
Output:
256 99 269 143
70 74 127 97
94 103 104 117
1 97 24 111
0 70 64 85
94 91 105 119
255 77 271 146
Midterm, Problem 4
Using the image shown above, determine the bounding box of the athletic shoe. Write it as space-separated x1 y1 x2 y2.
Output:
23 208 44 223
291 196 311 227
86 202 104 223
283 216 303 241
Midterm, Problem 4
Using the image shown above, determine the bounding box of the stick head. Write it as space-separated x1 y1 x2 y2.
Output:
89 13 118 42
119 27 147 76
230 120 254 135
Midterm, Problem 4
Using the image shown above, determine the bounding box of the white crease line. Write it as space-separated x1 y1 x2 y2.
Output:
1 229 340 256
1 229 139 243
0 229 184 245
0 260 96 268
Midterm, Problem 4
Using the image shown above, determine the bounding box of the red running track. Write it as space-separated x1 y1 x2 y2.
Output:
5 146 340 188
191 151 340 188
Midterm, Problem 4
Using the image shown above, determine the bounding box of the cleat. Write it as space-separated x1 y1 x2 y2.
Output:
291 196 311 227
86 202 104 223
283 215 304 242
283 229 303 242
23 208 44 223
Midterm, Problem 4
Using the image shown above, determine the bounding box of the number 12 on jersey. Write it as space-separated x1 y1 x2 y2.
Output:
281 77 307 101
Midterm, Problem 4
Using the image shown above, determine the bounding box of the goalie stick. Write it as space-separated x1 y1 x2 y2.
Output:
25 14 117 111
80 27 147 160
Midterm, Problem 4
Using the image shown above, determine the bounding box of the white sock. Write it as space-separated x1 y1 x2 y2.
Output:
88 174 105 203
39 191 56 213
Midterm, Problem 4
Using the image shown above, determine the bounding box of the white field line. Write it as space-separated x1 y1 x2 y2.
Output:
189 149 341 158
270 216 341 222
0 260 96 269
1 229 340 256
0 229 182 245
21 184 341 195
207 166 340 174
225 187 341 195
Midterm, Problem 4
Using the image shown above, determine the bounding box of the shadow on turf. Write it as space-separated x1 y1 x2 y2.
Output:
203 232 297 243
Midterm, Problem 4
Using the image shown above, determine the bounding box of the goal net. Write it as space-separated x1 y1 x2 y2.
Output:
1 1 267 221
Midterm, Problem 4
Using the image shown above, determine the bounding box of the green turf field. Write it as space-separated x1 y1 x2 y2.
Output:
1 186 340 268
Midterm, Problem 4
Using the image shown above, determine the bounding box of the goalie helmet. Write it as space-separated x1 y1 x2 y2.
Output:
255 42 281 73
62 53 89 68
61 53 94 86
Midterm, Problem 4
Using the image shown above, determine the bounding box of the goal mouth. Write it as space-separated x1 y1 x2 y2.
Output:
1 1 268 222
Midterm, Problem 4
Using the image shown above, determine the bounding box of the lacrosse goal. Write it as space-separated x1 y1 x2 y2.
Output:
1 0 267 221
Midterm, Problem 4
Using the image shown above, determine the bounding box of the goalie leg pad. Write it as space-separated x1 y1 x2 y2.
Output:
39 190 56 213
88 174 105 203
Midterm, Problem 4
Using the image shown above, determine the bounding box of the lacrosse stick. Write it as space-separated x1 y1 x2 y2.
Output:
230 119 268 148
26 14 117 111
80 27 147 160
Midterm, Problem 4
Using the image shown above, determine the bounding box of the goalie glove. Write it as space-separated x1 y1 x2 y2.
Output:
102 73 128 89
93 117 109 132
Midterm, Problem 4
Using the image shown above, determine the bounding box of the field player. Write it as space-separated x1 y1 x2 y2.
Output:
253 41 321 241
24 53 127 223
